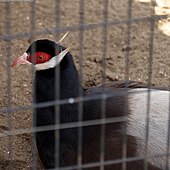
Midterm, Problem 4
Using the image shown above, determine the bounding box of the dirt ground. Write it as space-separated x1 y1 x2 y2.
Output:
0 0 169 169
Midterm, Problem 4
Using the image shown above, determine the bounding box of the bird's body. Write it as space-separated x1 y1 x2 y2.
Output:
12 39 170 170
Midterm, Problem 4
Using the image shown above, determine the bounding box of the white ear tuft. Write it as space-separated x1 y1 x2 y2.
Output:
57 32 69 44
54 45 71 64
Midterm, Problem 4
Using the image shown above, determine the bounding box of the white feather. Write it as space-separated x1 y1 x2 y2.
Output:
57 32 69 44
128 88 170 169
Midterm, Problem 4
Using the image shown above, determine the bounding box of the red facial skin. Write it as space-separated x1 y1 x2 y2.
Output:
27 52 51 64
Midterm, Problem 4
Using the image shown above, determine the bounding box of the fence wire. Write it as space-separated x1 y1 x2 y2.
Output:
0 0 169 170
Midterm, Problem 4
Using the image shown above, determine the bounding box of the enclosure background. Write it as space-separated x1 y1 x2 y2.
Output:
0 0 169 169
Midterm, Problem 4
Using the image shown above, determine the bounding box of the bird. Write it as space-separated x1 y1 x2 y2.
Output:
12 36 169 170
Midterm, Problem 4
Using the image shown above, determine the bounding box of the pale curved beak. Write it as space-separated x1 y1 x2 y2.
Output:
12 52 31 67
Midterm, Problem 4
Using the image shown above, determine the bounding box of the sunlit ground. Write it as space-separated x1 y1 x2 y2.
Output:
135 0 170 36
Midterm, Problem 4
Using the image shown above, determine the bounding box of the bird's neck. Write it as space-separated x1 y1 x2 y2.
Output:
35 53 84 122
35 53 83 98
35 53 83 148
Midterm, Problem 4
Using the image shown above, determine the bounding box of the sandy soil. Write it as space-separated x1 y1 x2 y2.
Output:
0 0 169 169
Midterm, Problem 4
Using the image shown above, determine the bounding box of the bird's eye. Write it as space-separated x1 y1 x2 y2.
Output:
38 56 44 60
27 52 51 64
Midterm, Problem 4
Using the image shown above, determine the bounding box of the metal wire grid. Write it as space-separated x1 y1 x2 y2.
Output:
0 0 169 170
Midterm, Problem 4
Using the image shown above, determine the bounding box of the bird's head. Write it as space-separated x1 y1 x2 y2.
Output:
12 36 70 71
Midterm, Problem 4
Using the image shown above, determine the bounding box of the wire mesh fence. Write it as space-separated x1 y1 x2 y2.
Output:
0 0 170 170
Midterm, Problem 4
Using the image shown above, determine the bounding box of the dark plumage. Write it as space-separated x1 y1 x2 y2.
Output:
12 39 169 170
